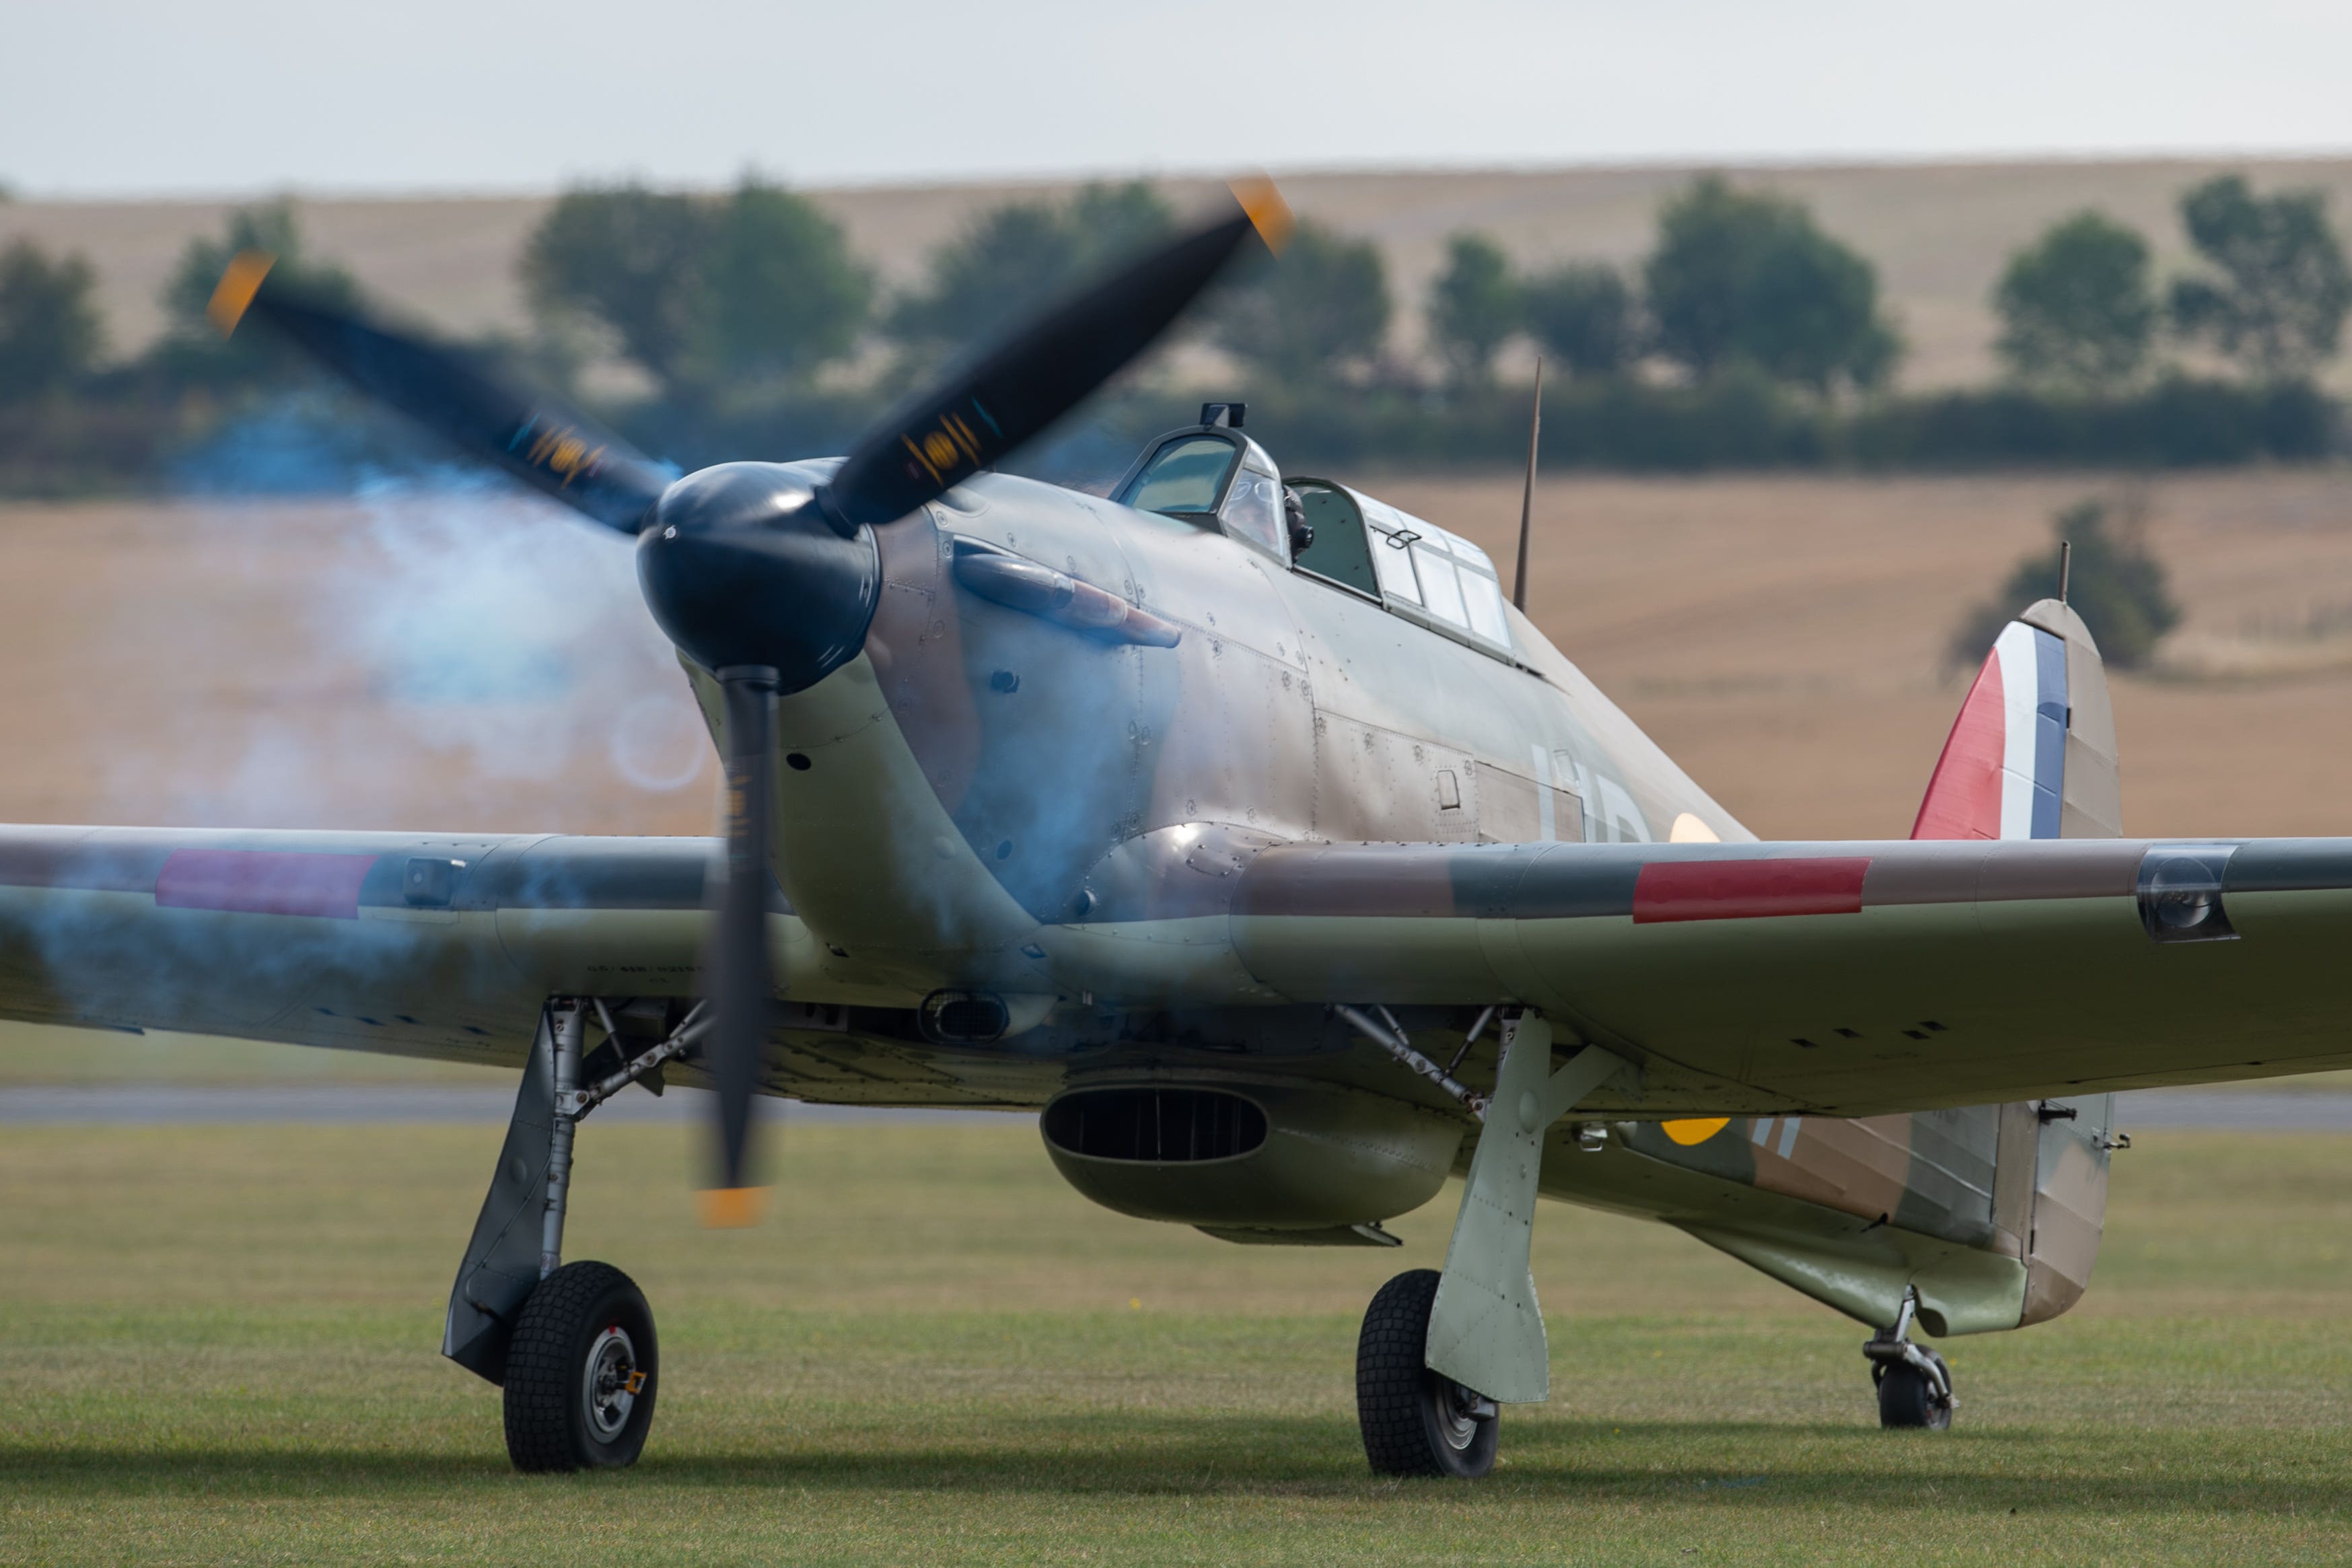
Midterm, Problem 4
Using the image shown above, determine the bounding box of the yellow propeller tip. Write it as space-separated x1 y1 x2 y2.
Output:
1229 176 1295 255
207 250 277 338
697 1186 765 1229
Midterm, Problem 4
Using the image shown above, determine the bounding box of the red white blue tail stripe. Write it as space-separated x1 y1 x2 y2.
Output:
1912 620 2068 841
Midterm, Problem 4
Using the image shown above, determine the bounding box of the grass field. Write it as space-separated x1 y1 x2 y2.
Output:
7 1118 2352 1565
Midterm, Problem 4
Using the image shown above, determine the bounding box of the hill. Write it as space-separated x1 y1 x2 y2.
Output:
9 157 2352 389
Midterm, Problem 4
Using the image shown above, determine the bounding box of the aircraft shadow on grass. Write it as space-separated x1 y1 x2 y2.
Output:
7 1418 2339 1516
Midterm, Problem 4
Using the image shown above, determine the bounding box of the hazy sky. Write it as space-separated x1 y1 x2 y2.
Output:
11 0 2352 197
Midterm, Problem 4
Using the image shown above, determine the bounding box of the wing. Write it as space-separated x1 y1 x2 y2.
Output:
0 825 1046 1109
19 824 2348 1116
1223 835 2352 1114
0 827 718 1066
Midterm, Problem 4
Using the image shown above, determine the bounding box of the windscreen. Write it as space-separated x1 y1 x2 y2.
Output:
1123 437 1238 515
1222 466 1287 559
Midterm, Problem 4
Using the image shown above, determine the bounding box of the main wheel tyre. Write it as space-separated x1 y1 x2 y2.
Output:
1356 1268 1500 1478
1874 1349 1953 1431
503 1260 660 1472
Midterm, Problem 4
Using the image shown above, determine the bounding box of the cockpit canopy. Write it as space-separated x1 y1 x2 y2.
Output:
1291 480 1513 651
1113 419 1288 562
1112 406 1516 660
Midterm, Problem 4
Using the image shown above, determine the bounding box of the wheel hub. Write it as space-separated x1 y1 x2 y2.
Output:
583 1324 641 1441
1431 1378 1483 1452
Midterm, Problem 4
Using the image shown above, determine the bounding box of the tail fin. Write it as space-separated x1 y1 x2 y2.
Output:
1917 597 2121 1329
1913 598 2119 841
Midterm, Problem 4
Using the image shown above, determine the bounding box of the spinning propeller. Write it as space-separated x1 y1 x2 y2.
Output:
211 181 1293 1224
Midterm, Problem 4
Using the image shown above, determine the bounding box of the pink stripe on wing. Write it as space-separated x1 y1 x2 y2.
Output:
153 849 379 919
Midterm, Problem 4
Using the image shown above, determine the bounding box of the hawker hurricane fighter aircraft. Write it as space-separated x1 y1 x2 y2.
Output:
9 181 2352 1478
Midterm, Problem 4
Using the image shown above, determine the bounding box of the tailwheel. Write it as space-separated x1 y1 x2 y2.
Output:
1356 1268 1500 1478
503 1260 660 1472
1864 1285 1954 1431
1874 1347 1954 1430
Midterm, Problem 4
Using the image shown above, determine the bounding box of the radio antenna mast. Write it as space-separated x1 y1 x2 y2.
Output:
1511 357 1544 612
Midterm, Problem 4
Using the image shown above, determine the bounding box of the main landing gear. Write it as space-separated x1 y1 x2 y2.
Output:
443 998 699 1472
1865 1286 1955 1430
503 1260 660 1470
1357 1269 1501 1478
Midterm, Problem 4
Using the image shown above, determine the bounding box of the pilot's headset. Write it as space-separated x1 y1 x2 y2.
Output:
1283 485 1312 556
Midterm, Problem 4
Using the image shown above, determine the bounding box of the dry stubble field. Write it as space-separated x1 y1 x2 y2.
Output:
3 466 2351 842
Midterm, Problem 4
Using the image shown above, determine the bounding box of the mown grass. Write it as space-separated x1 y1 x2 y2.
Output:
6 1118 2352 1564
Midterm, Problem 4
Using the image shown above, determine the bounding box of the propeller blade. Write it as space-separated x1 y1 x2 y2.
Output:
207 251 673 533
820 178 1293 532
697 664 780 1227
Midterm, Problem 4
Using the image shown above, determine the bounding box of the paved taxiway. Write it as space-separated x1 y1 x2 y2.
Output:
0 1085 2338 1128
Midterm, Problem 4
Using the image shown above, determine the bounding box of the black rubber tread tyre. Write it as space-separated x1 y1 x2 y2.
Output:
1875 1348 1954 1431
1356 1268 1501 1478
503 1260 660 1472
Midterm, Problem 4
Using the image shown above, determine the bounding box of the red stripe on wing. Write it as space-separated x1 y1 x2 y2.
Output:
153 849 378 919
1632 857 1872 923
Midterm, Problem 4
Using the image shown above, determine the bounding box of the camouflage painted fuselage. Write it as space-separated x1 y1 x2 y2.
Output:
738 470 2107 1337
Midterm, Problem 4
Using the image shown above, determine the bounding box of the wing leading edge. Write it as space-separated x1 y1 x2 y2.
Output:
0 827 723 1066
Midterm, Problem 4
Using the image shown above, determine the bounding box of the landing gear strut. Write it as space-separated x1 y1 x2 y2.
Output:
443 998 697 1472
1865 1286 1954 1430
1357 1269 1501 1478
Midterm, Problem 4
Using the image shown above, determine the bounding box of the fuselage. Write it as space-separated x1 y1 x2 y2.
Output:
703 460 1750 1004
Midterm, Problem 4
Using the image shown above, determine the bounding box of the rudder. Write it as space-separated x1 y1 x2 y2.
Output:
1913 598 2119 842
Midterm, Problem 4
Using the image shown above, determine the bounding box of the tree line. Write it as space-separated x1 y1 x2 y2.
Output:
1992 177 2350 387
509 174 1911 402
0 170 2345 493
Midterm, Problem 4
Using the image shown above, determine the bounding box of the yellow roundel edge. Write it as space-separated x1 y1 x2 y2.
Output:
1662 1117 1731 1146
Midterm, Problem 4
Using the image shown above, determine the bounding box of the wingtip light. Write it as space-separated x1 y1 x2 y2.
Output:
207 250 277 337
697 1185 765 1229
1229 176 1295 255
